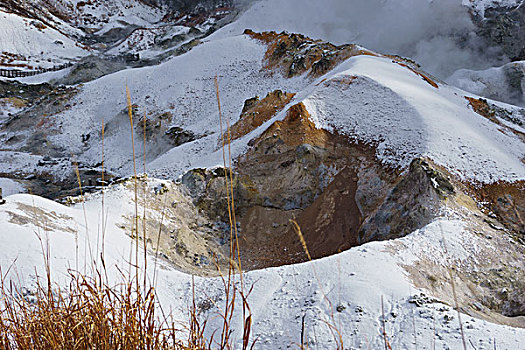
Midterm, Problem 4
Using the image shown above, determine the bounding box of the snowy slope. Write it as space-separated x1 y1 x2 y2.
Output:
1 2 525 348
0 178 24 196
45 34 300 177
70 0 165 34
447 60 525 106
0 0 165 35
464 0 523 15
298 55 525 182
0 189 524 349
0 11 88 69
28 32 523 184
0 0 188 73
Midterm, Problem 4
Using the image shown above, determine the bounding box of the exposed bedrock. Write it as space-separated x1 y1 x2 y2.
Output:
473 3 525 62
181 99 461 269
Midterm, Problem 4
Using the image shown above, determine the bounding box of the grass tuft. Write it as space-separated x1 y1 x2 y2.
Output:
0 271 186 349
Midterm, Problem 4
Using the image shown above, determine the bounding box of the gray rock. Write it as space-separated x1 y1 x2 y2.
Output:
475 4 525 61
54 56 126 86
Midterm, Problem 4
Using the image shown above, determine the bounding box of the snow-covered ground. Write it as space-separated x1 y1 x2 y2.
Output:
300 55 525 182
0 188 524 349
0 66 73 84
447 61 525 106
76 0 165 35
216 0 512 78
0 11 88 70
0 178 25 196
1 0 165 36
0 98 24 120
464 0 523 15
46 34 300 178
0 40 524 346
34 32 523 184
0 0 185 73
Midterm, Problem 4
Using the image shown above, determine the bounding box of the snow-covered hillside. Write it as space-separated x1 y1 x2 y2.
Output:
0 11 88 69
0 0 524 349
0 186 524 348
3 30 521 183
448 60 525 107
0 0 165 34
214 0 520 78
0 0 235 73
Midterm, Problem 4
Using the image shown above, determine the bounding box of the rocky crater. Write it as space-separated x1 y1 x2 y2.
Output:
174 86 525 321
181 97 468 270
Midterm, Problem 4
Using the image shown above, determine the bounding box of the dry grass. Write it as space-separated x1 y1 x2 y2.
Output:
0 273 185 350
214 75 254 350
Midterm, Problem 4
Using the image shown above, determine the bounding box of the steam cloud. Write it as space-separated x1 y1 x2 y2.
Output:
231 0 509 79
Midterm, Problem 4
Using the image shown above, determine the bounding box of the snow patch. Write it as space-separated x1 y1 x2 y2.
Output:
0 178 25 196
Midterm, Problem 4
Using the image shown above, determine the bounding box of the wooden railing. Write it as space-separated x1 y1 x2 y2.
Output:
0 63 73 78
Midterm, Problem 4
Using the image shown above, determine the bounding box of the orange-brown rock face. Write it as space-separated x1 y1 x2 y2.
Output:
466 96 500 122
472 181 525 235
466 96 525 142
184 73 523 277
183 98 465 269
227 90 295 142
251 102 331 148
235 102 368 267
229 102 453 268
244 29 368 78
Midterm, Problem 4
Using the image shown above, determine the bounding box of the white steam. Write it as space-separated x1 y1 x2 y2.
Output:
227 0 509 79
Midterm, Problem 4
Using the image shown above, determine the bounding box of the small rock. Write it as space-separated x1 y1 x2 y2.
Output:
444 314 454 323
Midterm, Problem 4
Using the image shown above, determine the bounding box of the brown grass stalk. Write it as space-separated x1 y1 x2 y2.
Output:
126 85 141 291
381 295 392 350
143 109 148 292
439 223 467 350
0 271 184 350
214 75 253 350
214 75 235 348
0 81 263 350
290 219 343 349
73 158 95 274
100 117 108 280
